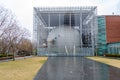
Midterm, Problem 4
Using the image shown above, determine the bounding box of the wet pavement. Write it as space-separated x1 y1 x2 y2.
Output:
34 57 120 80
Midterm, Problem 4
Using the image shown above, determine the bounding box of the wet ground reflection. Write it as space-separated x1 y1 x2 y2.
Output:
34 57 120 80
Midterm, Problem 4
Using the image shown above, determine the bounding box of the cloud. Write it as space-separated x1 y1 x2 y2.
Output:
34 0 120 15
117 1 120 14
0 0 33 34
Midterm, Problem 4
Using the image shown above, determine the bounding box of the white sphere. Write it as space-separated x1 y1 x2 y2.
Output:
47 26 80 53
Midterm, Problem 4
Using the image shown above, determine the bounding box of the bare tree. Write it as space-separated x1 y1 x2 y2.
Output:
0 7 14 54
0 6 32 61
17 38 33 55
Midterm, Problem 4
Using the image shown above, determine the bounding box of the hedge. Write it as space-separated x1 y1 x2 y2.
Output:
104 54 120 57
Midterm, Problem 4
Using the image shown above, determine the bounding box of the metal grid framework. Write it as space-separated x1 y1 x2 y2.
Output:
33 6 97 56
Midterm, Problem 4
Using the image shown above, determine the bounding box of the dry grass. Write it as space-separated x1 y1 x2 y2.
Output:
0 57 47 80
87 57 120 68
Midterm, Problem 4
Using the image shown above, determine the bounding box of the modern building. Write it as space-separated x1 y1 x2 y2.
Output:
33 6 120 56
97 16 120 55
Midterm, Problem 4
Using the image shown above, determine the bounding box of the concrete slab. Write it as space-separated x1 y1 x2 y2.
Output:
34 57 120 80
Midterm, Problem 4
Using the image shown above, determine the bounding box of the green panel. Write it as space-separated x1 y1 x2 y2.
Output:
97 16 107 55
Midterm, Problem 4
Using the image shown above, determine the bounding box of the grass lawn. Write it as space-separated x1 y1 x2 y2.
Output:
0 57 47 80
87 56 120 68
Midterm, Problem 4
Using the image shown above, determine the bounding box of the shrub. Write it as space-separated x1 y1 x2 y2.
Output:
104 54 120 57
0 54 7 57
0 54 13 57
17 50 31 56
8 54 13 56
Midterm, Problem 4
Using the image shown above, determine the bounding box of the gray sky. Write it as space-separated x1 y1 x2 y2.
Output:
0 0 120 38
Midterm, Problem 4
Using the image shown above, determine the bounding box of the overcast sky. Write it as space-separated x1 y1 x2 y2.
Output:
0 0 120 38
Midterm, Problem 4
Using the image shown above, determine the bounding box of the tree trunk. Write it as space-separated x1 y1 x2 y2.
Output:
13 52 15 61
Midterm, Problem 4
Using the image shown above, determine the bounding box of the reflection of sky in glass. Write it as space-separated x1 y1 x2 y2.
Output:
34 57 120 80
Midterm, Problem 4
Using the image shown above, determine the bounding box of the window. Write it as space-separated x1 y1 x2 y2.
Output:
40 13 49 26
71 13 80 26
50 13 59 27
60 13 70 26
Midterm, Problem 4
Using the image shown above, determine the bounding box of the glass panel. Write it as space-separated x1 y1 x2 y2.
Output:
60 13 70 26
71 14 80 26
40 13 49 26
50 13 59 27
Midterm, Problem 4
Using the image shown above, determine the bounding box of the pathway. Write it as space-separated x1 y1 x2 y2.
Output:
34 57 120 80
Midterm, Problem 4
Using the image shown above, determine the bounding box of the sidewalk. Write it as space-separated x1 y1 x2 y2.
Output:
0 56 32 62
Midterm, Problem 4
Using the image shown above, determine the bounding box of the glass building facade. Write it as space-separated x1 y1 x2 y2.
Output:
33 7 98 56
107 43 120 54
97 16 107 55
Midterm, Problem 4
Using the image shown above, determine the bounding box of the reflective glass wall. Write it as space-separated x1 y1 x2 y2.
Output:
33 7 97 56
